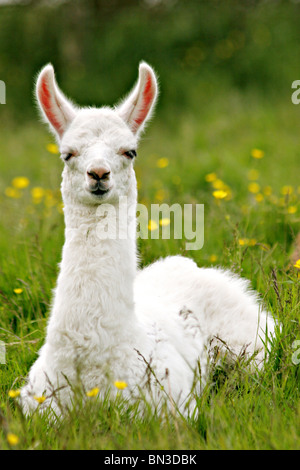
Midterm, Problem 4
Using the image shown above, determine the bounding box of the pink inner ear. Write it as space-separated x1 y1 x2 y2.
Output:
133 73 154 132
39 76 63 134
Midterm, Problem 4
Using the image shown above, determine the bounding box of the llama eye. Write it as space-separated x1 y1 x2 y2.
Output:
63 152 75 162
123 150 137 160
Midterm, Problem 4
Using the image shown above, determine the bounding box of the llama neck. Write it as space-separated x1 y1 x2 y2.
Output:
48 193 138 338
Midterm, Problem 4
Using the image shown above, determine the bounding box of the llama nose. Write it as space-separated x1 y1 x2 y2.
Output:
87 168 111 182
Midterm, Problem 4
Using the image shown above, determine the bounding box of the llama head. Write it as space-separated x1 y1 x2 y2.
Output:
36 62 158 207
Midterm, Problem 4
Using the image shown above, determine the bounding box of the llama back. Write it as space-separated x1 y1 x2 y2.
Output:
134 255 275 367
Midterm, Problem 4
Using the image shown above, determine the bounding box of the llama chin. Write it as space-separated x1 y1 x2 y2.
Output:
20 62 276 418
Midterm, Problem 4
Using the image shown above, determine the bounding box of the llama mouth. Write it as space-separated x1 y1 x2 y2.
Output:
88 186 110 197
90 187 110 197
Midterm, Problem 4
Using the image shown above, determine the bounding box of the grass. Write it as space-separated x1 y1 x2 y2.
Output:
0 84 299 450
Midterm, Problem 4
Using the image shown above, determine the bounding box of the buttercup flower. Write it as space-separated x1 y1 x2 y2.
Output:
12 177 30 189
8 389 20 398
47 143 59 154
251 148 264 159
294 259 300 269
239 238 257 247
212 179 227 190
156 157 169 168
13 288 23 294
160 218 170 227
86 387 100 397
287 206 297 214
255 193 264 203
31 187 45 199
114 381 128 390
248 182 260 194
205 172 217 183
281 185 293 196
33 395 46 404
213 190 228 199
148 220 158 231
7 433 19 446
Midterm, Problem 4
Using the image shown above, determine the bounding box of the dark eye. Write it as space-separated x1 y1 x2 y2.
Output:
123 150 137 159
63 152 75 162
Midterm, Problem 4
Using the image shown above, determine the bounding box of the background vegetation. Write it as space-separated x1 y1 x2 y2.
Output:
0 0 299 450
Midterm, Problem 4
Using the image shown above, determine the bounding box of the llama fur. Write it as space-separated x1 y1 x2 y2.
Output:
20 62 275 417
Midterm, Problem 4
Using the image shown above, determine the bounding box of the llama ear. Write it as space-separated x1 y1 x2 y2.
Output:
116 62 158 135
36 64 76 138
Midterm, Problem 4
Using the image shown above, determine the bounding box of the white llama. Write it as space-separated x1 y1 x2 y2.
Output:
20 62 275 416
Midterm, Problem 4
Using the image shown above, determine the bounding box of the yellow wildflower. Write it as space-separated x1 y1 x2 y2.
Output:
212 179 226 190
294 259 300 269
12 176 30 189
7 433 19 446
248 182 260 194
251 148 264 159
281 185 293 196
13 288 23 294
205 172 217 183
212 190 228 199
209 254 218 263
156 157 169 168
160 218 170 227
33 395 46 404
8 389 20 398
239 238 257 247
287 206 297 214
46 143 59 154
86 387 100 397
31 187 45 200
5 187 21 198
255 193 264 203
114 381 128 390
148 220 158 231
